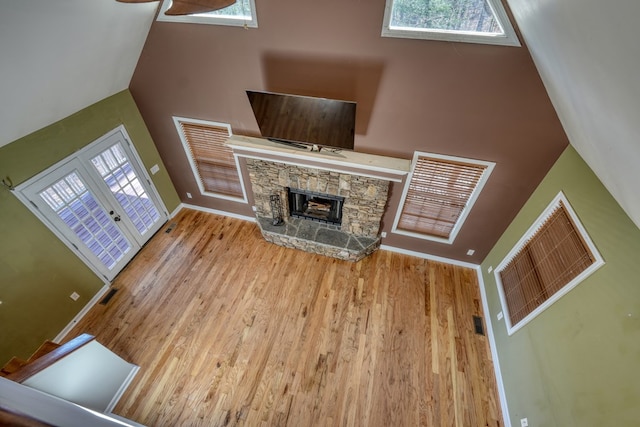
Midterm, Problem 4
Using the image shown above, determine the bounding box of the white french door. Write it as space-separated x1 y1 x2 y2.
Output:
17 126 167 282
83 131 164 244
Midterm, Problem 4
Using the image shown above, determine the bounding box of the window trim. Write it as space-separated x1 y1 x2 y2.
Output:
156 0 258 28
381 0 520 47
172 116 248 203
494 192 605 335
391 151 495 244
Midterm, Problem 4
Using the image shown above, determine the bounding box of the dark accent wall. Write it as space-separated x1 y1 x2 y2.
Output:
130 0 568 262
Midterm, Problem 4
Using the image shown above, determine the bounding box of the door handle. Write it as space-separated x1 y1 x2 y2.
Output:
109 210 121 221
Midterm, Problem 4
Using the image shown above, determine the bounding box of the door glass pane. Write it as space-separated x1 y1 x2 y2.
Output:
38 172 132 271
91 143 161 236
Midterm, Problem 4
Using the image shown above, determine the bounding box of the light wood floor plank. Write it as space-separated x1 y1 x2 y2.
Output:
67 209 503 426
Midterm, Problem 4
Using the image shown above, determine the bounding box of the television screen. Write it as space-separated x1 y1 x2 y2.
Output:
246 91 356 150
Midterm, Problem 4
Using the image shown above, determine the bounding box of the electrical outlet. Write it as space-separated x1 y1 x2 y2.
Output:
70 292 80 301
150 164 160 175
381 232 387 238
467 249 475 256
252 206 257 212
186 192 192 199
520 418 528 427
487 265 493 273
497 311 504 321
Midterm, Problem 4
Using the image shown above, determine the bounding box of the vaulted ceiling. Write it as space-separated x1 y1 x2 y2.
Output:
0 0 156 147
1 0 638 260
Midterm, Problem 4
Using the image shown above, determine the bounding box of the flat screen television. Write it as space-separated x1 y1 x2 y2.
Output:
246 91 356 151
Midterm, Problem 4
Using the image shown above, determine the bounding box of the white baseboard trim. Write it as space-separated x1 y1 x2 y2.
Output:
107 412 147 427
105 364 140 414
171 208 476 271
379 244 479 269
179 203 257 223
53 285 110 344
475 267 511 427
169 204 182 219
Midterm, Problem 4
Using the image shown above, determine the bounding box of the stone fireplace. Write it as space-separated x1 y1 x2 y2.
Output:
227 136 410 261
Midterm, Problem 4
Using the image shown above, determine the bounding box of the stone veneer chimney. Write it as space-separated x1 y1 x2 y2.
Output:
246 159 390 261
227 136 411 261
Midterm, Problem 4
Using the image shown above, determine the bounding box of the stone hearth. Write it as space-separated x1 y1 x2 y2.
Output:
227 136 410 261
257 217 379 262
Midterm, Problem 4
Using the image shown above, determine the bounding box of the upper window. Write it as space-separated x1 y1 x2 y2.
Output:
392 152 494 244
157 0 258 28
173 117 247 202
382 0 520 46
495 192 605 335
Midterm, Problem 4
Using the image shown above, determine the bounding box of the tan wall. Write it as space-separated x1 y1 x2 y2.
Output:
481 146 640 426
0 90 180 364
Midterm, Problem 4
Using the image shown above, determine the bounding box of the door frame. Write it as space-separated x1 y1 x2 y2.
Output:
14 125 169 283
18 156 141 280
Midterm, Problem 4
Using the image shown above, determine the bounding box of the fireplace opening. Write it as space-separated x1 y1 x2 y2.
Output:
287 188 344 226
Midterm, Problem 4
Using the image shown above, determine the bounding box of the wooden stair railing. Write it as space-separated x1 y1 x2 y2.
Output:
1 334 95 383
1 341 62 376
0 406 55 427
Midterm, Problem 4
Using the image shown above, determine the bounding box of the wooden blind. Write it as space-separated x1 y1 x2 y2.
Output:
398 156 486 239
499 202 595 325
179 121 243 198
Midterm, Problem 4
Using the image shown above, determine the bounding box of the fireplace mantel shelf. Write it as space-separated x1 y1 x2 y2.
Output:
227 135 411 182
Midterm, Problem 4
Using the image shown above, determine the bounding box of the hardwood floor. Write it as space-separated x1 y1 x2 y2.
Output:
67 209 503 426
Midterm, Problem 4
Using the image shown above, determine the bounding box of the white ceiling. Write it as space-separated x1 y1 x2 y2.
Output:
505 0 640 229
1 0 639 230
0 0 157 148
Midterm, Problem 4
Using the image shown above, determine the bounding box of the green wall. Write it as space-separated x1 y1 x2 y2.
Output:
481 146 640 426
0 90 180 364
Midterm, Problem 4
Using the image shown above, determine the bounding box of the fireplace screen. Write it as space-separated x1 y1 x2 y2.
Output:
287 188 344 225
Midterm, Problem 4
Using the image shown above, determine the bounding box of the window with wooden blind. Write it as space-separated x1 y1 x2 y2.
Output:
495 192 604 335
392 152 494 244
173 117 247 202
